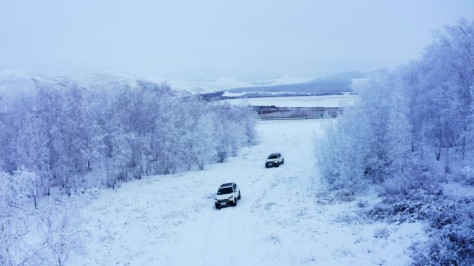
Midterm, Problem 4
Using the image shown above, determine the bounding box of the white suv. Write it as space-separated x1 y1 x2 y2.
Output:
215 182 241 209
265 153 284 168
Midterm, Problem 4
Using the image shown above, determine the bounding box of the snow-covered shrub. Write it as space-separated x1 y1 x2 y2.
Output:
368 198 427 223
356 200 368 208
367 191 474 264
13 168 41 208
1 171 87 265
314 190 336 205
458 166 474 186
0 171 38 265
0 172 20 265
373 227 390 239
332 188 356 202
412 197 474 266
36 197 85 266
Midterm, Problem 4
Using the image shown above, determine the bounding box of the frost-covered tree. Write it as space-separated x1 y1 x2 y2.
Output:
37 197 84 266
317 19 474 264
355 73 394 183
0 74 258 196
405 19 473 169
384 79 413 194
316 109 367 195
192 114 218 170
318 19 474 192
0 170 38 265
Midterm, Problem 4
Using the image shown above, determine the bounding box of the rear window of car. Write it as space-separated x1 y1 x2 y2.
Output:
217 187 233 195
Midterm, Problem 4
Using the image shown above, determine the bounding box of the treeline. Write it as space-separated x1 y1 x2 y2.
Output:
0 78 258 198
317 20 473 264
254 105 340 119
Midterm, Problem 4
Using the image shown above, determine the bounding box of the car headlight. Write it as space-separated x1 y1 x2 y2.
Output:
227 196 233 200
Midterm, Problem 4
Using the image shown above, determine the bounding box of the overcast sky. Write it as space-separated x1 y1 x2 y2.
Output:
1 0 473 81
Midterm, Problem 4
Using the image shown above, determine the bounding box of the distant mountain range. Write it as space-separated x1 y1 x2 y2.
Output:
163 75 316 95
200 71 366 100
230 71 364 94
0 71 367 102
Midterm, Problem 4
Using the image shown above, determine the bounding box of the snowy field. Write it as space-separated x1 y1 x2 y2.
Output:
73 119 425 265
223 94 359 107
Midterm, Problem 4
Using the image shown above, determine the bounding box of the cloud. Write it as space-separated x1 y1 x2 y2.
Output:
1 0 473 80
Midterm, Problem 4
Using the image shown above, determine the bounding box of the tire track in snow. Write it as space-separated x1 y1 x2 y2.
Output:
200 206 236 266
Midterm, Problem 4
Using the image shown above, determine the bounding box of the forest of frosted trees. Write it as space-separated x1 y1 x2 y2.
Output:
0 77 258 264
317 20 473 264
0 77 257 197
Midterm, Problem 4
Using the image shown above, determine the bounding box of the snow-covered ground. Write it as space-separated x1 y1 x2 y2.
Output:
74 119 425 266
223 94 359 107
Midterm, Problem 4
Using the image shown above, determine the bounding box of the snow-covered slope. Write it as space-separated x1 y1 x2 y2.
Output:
0 71 313 96
0 71 44 100
249 75 314 87
160 75 314 94
0 71 67 110
162 77 255 94
74 119 425 265
68 73 140 90
0 70 359 97
0 71 177 100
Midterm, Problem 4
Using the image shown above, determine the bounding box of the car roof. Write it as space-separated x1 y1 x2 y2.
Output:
220 182 235 187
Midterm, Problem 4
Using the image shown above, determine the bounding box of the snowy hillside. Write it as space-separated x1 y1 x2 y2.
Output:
0 71 314 96
0 71 144 97
164 77 255 94
68 73 140 90
0 70 359 98
159 75 314 94
72 119 425 265
0 71 51 106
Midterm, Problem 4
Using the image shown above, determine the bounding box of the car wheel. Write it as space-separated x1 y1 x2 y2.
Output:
215 203 221 209
238 191 241 200
233 197 237 207
282 159 284 164
275 162 280 167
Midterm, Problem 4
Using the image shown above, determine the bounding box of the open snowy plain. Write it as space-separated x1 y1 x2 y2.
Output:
73 117 426 265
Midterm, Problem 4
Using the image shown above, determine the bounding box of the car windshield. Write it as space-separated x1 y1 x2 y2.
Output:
268 154 278 159
217 187 233 195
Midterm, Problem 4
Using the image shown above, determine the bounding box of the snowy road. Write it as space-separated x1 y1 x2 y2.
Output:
77 119 425 266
